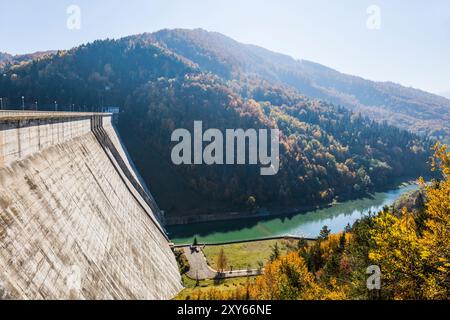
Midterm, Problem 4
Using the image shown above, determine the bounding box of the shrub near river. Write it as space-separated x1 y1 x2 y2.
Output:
174 249 190 275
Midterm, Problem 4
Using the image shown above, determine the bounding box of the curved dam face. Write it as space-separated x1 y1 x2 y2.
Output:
0 111 182 299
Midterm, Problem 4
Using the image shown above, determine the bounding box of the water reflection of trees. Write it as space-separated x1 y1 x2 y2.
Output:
168 185 418 243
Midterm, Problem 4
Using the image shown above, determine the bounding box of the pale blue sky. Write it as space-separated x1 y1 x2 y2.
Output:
1 0 449 93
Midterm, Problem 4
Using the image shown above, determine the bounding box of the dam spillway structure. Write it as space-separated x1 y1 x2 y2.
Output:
0 111 182 299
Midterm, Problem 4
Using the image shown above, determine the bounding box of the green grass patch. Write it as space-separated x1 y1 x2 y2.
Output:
202 239 299 271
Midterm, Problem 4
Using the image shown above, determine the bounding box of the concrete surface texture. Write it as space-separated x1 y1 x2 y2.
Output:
0 112 182 299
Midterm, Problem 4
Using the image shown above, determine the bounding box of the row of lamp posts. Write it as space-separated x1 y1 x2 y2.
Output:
0 97 103 113
0 97 73 112
0 96 33 111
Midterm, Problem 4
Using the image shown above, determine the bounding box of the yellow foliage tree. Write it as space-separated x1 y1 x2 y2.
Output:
369 208 428 299
369 142 450 299
419 142 450 298
249 252 320 300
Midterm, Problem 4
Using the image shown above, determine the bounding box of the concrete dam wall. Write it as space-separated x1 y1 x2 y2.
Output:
0 111 182 299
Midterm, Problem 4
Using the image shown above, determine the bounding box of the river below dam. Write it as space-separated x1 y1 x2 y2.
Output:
167 183 418 245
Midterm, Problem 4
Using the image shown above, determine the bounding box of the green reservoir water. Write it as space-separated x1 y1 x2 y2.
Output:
167 184 418 244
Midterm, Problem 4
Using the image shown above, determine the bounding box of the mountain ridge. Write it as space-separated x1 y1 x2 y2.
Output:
2 29 449 141
438 91 450 99
0 29 435 216
145 28 450 139
0 50 57 69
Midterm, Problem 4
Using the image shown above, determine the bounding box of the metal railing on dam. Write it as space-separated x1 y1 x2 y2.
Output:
0 110 108 120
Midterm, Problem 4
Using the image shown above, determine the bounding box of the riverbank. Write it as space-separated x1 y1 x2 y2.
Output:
165 203 332 226
165 180 419 226
167 183 419 244
173 235 317 247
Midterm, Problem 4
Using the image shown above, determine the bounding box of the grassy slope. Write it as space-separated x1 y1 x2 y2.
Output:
202 239 299 270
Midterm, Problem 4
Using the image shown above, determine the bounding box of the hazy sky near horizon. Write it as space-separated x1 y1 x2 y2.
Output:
1 0 449 94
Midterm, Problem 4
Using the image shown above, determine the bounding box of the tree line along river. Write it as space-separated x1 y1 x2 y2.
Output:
167 183 418 245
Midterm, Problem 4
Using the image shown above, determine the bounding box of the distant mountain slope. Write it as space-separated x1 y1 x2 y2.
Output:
0 52 13 67
0 50 57 69
439 91 450 99
147 29 450 140
0 31 432 217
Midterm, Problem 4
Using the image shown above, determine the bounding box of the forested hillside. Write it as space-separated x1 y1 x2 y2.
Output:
147 29 450 140
0 32 433 217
